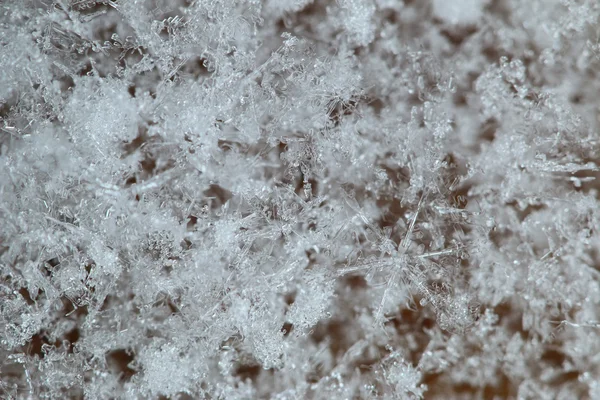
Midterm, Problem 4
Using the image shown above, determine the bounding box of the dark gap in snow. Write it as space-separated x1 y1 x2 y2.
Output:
217 139 242 152
386 304 436 365
58 75 75 93
24 331 49 359
186 214 198 231
140 156 157 175
448 184 470 210
438 26 478 48
0 102 11 119
63 328 80 354
422 374 516 400
493 302 528 339
547 370 583 390
453 91 468 107
366 96 386 116
540 348 566 368
78 62 93 77
310 319 348 359
62 296 89 318
124 175 137 187
281 322 293 337
106 349 136 382
344 275 367 290
122 129 148 155
569 93 583 105
234 363 261 383
482 46 504 64
376 197 407 234
279 0 327 35
46 257 60 268
180 57 211 80
204 184 232 209
294 175 318 198
479 118 498 143
19 287 35 305
481 373 517 399
327 98 358 127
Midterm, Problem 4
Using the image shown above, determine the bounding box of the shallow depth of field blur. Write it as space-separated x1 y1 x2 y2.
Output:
2 0 600 399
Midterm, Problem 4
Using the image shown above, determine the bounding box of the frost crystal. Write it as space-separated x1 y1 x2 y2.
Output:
2 0 600 398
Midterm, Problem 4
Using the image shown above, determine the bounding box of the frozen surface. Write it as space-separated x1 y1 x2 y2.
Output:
1 0 600 398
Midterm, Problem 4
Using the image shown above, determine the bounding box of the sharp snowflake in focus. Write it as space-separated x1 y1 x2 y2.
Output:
1 0 600 399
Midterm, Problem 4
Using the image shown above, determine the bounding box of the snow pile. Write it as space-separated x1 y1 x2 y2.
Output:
1 0 600 398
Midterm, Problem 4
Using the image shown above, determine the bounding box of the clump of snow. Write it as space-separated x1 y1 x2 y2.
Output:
2 0 600 398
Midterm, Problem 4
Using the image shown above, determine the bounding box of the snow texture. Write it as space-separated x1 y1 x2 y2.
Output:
1 0 600 399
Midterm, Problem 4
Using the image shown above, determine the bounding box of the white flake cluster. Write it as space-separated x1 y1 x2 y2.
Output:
1 0 600 399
